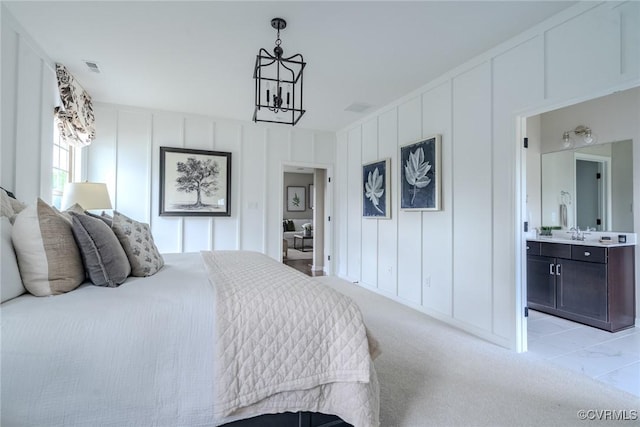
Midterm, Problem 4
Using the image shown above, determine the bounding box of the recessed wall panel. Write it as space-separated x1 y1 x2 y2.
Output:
150 112 184 253
15 39 43 202
184 117 214 151
619 2 640 78
397 97 422 304
291 130 313 164
347 127 362 281
492 36 544 339
336 132 349 277
377 109 398 295
266 127 290 259
361 118 378 287
546 4 620 100
1 25 19 191
452 63 492 330
421 82 453 316
313 132 336 165
116 110 151 223
240 126 265 252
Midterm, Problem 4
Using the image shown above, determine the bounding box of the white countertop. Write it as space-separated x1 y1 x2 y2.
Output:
527 237 636 248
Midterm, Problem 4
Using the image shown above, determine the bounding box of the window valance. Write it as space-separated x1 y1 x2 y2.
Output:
54 63 95 147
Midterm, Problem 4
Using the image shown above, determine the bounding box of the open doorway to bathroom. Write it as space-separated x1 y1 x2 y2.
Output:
281 165 329 277
518 87 639 397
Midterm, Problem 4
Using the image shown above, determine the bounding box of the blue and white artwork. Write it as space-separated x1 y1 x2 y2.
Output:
400 135 441 211
362 158 390 219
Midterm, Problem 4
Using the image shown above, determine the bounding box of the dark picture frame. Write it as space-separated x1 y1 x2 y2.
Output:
362 158 391 219
287 186 306 211
309 184 314 209
400 135 441 211
159 146 231 216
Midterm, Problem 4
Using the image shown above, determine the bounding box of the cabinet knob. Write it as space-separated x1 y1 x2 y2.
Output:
584 251 591 257
526 246 530 250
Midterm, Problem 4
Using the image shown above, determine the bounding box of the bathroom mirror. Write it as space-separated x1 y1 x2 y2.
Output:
541 140 634 232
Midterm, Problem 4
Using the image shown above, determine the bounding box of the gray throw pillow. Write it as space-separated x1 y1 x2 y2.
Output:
69 212 131 287
111 211 164 277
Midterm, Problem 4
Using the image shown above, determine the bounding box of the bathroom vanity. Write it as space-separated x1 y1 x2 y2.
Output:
527 238 635 332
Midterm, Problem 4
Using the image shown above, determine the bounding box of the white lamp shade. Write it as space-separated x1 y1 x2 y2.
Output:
61 182 112 210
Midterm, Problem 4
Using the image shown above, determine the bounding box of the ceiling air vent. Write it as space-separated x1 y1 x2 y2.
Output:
344 102 373 113
84 60 101 73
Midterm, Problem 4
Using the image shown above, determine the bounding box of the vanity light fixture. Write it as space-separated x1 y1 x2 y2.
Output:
253 17 306 126
562 125 596 148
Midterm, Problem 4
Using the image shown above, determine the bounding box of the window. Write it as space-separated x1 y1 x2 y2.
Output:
51 123 74 209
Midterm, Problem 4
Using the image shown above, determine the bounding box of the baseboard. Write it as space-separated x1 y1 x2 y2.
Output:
337 274 513 350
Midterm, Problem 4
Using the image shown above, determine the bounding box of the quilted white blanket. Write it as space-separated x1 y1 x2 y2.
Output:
202 251 379 426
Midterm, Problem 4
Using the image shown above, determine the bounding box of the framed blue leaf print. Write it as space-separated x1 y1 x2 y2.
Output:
362 158 390 219
400 135 441 211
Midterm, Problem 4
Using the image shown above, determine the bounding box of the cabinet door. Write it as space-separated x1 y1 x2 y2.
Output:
527 255 556 308
557 259 607 321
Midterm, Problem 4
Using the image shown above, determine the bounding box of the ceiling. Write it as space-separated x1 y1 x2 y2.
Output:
5 1 575 132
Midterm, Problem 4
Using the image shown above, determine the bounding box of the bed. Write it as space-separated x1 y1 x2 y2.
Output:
0 196 380 427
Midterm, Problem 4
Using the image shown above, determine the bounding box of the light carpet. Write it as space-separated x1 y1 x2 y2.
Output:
316 276 639 427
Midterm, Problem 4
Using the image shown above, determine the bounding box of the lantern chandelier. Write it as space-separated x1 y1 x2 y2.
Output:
253 18 306 126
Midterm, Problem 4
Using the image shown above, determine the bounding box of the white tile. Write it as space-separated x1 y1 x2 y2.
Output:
528 317 639 397
528 338 576 359
528 309 548 320
603 333 640 357
550 344 640 377
528 317 575 336
597 362 640 397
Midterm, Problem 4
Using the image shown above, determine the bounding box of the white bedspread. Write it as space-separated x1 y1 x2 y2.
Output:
202 251 379 426
1 252 379 427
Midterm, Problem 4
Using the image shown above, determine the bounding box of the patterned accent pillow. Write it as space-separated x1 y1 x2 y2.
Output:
11 198 84 296
111 211 164 277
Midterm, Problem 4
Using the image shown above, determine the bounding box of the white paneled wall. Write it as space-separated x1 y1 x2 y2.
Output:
86 103 336 262
1 9 57 203
421 82 452 317
452 63 493 331
336 1 640 349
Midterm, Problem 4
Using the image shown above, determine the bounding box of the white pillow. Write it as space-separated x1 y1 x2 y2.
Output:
0 188 26 224
1 217 25 302
11 198 85 296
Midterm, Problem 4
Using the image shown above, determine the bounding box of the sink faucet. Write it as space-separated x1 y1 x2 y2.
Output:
569 226 592 241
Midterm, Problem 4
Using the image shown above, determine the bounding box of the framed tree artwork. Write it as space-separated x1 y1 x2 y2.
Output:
362 158 390 219
159 147 232 216
287 186 306 211
400 135 441 211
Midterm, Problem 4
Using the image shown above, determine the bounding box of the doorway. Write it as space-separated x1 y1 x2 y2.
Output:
281 164 331 277
517 89 639 396
575 155 609 231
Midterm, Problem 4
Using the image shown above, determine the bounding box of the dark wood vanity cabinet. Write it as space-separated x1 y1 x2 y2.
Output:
526 240 635 332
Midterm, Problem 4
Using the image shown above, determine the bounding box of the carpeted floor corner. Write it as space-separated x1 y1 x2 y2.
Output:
316 276 639 427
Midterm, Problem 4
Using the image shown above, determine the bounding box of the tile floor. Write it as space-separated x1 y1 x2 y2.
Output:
527 309 640 397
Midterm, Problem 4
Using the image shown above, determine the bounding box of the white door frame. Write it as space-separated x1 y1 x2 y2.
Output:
513 81 640 353
280 161 334 275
